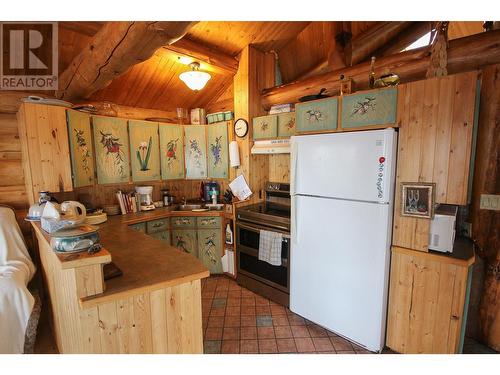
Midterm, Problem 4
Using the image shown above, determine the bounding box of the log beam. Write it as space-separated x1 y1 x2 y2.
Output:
261 29 500 109
165 37 239 75
56 21 198 100
345 22 413 66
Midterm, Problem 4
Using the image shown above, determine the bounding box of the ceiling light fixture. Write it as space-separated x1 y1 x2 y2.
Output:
179 62 211 91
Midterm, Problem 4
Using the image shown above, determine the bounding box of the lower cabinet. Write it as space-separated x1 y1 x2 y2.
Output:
171 229 198 257
386 245 473 354
149 230 171 244
129 215 224 274
198 229 223 274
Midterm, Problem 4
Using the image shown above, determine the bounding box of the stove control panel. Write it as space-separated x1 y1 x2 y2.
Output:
265 182 290 194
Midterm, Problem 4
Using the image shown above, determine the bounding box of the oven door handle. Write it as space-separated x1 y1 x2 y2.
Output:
237 222 291 238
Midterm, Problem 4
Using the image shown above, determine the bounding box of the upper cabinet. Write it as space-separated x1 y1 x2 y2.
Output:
184 125 208 179
392 71 478 252
340 87 397 129
67 110 95 187
17 103 73 204
207 122 229 179
159 123 185 180
92 116 131 184
253 115 278 140
128 120 161 182
277 112 296 137
295 97 338 133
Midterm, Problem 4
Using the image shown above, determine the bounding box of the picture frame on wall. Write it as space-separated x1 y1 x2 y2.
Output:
401 182 436 219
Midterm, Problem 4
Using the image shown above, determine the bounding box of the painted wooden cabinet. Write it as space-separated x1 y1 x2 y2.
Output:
386 245 474 354
184 125 208 179
150 230 171 244
17 103 73 204
128 120 161 182
92 116 131 184
277 112 296 137
252 115 278 139
340 87 397 129
146 218 170 233
172 229 198 257
198 228 223 274
129 222 146 233
171 216 196 228
207 122 229 179
67 110 95 187
159 123 185 180
295 97 338 133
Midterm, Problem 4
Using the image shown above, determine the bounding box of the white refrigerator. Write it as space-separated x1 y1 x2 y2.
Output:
290 128 398 352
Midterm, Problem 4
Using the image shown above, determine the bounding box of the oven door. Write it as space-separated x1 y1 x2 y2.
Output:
236 221 290 292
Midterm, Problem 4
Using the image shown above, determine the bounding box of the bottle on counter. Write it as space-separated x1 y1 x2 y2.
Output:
211 189 217 205
225 223 234 245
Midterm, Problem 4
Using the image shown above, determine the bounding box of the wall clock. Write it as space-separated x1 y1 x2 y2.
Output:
234 118 249 138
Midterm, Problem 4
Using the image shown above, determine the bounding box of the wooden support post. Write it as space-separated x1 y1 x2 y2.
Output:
470 63 500 352
232 46 275 202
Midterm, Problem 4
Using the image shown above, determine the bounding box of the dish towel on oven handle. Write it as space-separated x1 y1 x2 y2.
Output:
258 229 283 266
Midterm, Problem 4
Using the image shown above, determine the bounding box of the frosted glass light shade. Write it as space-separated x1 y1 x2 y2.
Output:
179 70 211 91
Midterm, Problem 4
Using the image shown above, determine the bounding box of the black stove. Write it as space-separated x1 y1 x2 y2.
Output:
235 182 291 306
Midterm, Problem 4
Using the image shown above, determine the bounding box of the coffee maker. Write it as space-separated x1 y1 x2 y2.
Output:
135 186 155 211
203 181 220 203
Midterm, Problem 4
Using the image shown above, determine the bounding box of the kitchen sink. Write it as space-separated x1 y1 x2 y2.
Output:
176 204 204 211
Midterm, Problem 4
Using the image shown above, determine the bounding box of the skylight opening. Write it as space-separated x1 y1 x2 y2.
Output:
402 31 434 52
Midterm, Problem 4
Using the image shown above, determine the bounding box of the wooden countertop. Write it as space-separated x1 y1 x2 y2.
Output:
33 207 221 308
392 237 475 267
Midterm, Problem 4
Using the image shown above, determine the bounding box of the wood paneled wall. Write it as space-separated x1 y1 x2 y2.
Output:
392 71 478 251
232 46 275 201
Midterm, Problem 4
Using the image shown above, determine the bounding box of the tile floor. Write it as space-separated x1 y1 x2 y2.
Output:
201 275 372 354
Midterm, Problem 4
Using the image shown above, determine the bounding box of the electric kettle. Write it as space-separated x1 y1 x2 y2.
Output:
60 201 87 223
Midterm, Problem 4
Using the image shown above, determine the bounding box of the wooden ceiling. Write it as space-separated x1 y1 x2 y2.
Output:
57 21 485 111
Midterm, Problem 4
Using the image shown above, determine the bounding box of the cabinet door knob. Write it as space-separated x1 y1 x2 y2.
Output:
451 315 460 320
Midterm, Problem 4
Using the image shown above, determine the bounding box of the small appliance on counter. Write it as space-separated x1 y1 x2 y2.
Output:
429 204 458 253
41 201 87 233
203 181 220 203
161 189 175 206
135 186 155 211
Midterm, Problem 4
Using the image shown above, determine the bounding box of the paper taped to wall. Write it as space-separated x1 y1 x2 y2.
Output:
229 174 252 201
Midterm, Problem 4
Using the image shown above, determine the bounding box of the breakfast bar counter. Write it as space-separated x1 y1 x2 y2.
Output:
31 208 222 354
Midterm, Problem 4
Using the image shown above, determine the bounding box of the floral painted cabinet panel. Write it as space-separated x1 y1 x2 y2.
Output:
184 125 208 179
253 115 278 140
198 228 223 274
341 87 398 129
159 123 185 180
277 112 296 137
92 116 130 184
296 97 338 133
128 120 161 182
67 110 95 187
172 229 198 257
207 122 229 179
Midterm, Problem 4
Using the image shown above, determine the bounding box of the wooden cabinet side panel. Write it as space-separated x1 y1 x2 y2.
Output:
16 105 35 204
46 106 73 191
392 72 477 251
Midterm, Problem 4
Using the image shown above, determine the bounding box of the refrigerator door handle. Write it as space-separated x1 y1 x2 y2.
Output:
290 141 298 195
291 195 299 244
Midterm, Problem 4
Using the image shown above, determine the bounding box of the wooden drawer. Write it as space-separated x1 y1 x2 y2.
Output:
129 222 146 233
171 216 196 228
172 229 198 257
149 230 171 244
253 115 278 140
146 218 170 233
196 216 221 229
